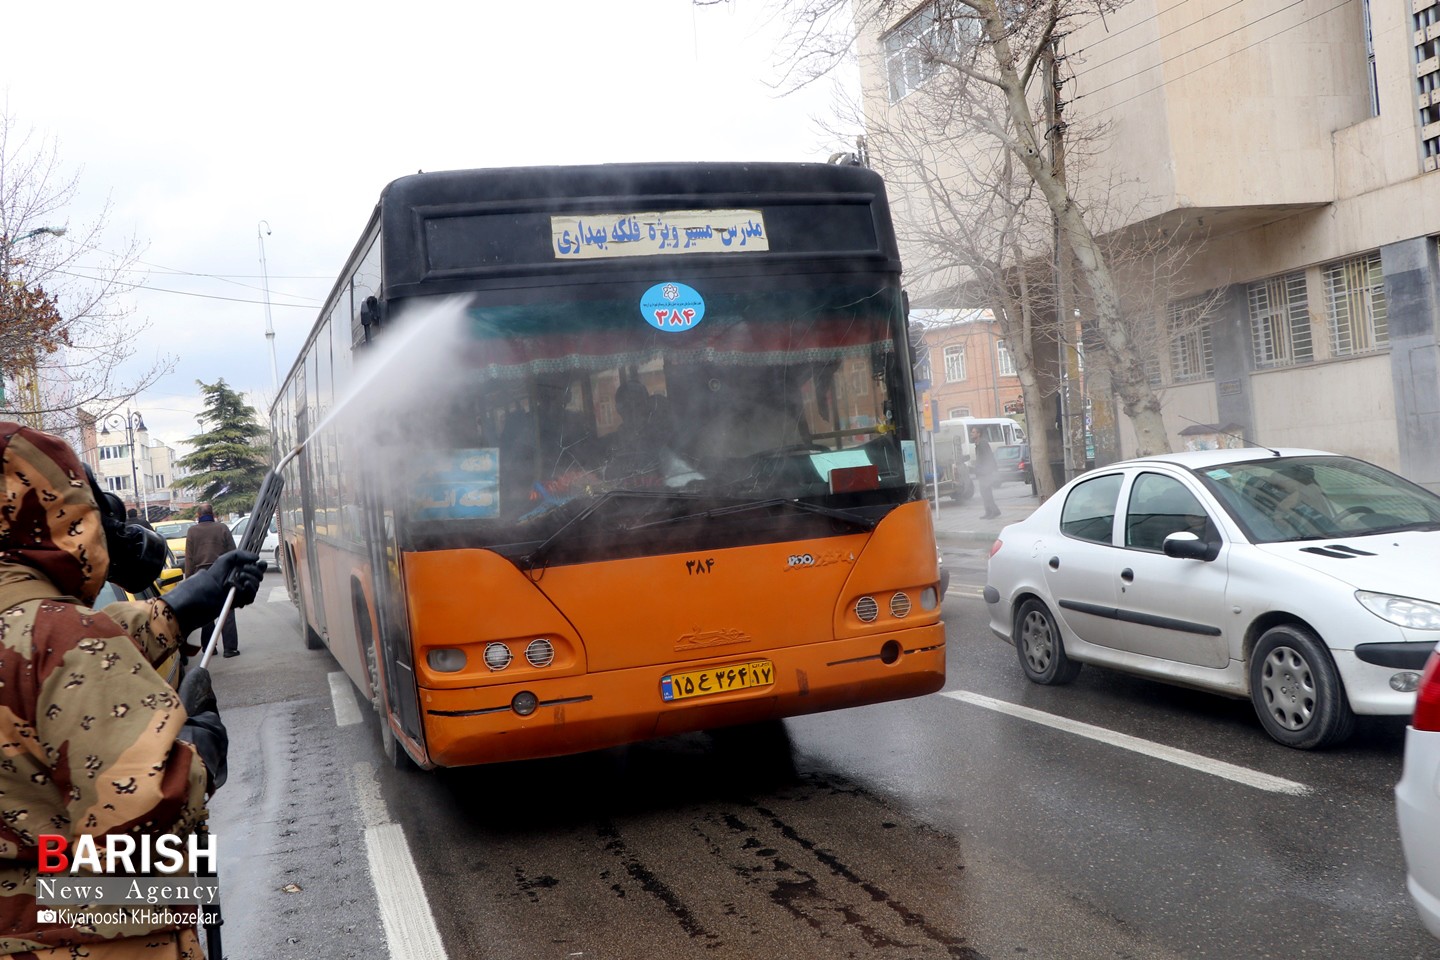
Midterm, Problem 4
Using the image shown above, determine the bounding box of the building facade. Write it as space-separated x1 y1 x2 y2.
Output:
856 0 1440 487
77 412 190 521
914 310 1024 424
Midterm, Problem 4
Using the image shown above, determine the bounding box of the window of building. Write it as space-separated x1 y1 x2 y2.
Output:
996 339 1016 376
104 475 130 492
99 444 128 461
1324 253 1389 356
943 344 967 382
1167 296 1215 383
947 406 971 418
883 2 971 102
1416 0 1440 170
1247 272 1312 368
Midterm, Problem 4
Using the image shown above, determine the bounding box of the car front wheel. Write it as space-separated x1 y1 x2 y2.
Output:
1249 624 1355 749
1014 598 1082 685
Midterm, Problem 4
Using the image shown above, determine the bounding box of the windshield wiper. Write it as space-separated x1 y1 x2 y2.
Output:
517 490 703 571
624 497 877 533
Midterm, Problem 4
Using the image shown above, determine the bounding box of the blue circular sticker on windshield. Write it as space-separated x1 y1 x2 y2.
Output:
640 281 705 332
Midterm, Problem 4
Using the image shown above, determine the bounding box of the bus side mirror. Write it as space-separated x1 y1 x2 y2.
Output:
360 296 386 341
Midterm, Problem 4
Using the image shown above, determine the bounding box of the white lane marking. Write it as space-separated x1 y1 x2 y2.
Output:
350 762 449 960
941 690 1311 796
267 586 288 603
328 671 364 727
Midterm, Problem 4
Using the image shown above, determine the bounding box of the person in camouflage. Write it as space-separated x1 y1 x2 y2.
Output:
0 422 264 959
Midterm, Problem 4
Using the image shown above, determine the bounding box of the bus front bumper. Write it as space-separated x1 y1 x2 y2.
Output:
417 623 945 767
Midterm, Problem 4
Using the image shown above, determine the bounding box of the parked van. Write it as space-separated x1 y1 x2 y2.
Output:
932 417 1026 496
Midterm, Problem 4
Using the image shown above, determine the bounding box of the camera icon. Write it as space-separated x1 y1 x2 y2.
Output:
36 909 57 923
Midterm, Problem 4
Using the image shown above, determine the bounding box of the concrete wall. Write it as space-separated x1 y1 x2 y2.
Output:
1250 353 1400 466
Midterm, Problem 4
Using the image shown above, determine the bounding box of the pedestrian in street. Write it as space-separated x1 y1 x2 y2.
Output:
0 421 265 958
127 506 154 531
184 502 242 658
971 426 1000 519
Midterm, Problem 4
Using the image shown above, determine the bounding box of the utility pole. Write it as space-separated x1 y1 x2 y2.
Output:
1043 26 1086 481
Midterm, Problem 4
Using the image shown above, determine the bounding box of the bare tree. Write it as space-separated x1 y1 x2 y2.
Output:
0 110 173 433
775 0 1208 457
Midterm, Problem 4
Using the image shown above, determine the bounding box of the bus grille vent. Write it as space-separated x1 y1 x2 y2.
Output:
890 592 912 618
855 596 879 623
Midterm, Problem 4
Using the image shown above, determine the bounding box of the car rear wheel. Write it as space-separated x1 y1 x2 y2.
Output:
1249 624 1355 750
1015 598 1082 684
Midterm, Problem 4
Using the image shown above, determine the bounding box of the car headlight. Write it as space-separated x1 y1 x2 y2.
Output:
1355 590 1440 630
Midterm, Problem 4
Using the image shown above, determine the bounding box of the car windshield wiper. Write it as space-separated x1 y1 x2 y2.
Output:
517 490 704 571
624 497 878 533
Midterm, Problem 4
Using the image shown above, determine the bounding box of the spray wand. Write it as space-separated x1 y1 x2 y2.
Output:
198 444 304 669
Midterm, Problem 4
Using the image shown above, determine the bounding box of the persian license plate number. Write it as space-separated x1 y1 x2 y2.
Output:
661 660 774 702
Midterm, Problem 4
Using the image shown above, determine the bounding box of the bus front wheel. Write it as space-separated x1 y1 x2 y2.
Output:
355 588 415 771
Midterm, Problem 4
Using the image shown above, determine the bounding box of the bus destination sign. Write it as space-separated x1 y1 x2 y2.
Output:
552 209 768 259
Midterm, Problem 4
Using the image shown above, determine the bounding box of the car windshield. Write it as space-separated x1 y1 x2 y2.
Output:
1197 455 1440 542
154 521 192 538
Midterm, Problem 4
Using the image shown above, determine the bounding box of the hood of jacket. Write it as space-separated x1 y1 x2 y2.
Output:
0 422 107 603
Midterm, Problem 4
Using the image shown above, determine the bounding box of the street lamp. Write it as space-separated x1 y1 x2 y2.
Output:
258 220 278 392
99 409 148 520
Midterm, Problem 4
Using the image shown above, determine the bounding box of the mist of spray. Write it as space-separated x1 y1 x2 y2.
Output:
312 295 475 440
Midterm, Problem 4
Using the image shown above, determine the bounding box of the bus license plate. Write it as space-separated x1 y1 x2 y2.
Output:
661 660 774 702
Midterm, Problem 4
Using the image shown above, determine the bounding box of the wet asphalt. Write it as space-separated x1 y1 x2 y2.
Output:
203 561 1433 960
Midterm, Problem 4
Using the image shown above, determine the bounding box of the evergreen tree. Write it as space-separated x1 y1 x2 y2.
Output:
173 379 268 516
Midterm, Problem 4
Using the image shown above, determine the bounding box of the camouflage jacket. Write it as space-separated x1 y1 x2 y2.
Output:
0 424 209 957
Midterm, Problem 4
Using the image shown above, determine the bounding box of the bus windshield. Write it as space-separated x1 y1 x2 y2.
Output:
376 278 915 558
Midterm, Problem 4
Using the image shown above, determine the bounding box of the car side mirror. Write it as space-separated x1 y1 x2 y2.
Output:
1163 531 1218 561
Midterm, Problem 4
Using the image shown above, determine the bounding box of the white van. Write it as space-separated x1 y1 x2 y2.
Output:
931 417 1026 495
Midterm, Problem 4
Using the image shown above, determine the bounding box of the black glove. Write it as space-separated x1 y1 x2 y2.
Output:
177 709 228 793
163 549 267 636
176 666 227 791
178 664 217 716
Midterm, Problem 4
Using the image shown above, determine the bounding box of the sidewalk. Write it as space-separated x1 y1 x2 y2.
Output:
928 479 1041 545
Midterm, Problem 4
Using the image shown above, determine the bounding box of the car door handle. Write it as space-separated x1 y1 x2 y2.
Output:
1120 568 1134 582
1048 556 1060 570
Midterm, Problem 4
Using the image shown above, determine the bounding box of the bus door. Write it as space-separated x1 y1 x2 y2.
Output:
360 448 423 747
295 406 328 642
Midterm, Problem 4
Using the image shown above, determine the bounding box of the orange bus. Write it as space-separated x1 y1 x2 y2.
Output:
271 163 946 769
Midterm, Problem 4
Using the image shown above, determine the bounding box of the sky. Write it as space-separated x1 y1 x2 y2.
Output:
3 0 860 455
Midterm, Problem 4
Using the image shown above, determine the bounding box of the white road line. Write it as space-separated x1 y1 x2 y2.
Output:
941 689 1311 796
328 671 364 727
351 762 449 960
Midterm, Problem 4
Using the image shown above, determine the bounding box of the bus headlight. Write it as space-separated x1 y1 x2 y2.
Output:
483 642 514 671
426 648 467 672
525 639 555 667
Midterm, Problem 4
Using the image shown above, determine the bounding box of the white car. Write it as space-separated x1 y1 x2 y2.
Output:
230 513 281 568
985 448 1440 749
1397 650 1440 938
